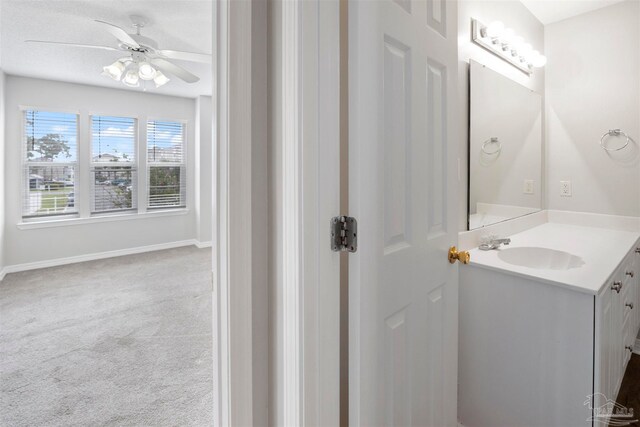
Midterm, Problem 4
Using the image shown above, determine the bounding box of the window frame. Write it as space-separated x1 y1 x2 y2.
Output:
146 117 188 210
20 106 81 221
18 107 190 226
89 114 139 215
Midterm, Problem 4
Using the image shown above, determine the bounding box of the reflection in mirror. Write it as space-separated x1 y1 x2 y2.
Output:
468 60 542 230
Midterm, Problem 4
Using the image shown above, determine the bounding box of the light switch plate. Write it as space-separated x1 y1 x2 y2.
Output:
560 180 572 197
523 180 534 195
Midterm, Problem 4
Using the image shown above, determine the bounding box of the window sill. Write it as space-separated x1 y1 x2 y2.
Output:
17 208 190 230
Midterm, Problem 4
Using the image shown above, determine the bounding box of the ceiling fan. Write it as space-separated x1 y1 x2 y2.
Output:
25 15 210 89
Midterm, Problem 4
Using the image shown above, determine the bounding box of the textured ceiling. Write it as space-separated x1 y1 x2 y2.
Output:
520 0 626 25
0 0 212 98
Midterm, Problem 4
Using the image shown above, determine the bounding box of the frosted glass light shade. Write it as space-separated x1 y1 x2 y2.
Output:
123 66 140 87
138 62 156 80
153 71 170 88
102 60 125 81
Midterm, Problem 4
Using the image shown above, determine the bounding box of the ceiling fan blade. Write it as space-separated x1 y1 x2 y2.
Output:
149 58 200 83
157 49 211 63
94 20 140 48
25 40 119 51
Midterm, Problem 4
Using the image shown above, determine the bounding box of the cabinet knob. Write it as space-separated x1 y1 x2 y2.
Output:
626 302 634 309
636 247 640 254
611 281 622 293
626 271 635 278
625 345 634 353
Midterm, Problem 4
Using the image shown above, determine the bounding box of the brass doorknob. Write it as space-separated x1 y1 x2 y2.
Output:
449 246 470 265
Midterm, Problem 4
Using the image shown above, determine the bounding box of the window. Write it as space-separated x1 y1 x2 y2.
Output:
23 110 78 218
147 120 186 209
91 116 137 213
21 111 188 223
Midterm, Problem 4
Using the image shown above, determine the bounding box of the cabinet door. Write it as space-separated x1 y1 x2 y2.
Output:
635 242 640 332
613 272 624 397
622 256 634 365
597 282 614 401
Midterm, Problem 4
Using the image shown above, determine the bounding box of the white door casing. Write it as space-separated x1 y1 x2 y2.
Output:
275 0 341 425
349 0 459 425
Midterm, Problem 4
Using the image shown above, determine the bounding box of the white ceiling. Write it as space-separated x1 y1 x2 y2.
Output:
0 0 212 98
520 0 626 25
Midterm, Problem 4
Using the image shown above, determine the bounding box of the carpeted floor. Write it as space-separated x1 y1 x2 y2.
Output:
613 353 640 426
0 246 213 427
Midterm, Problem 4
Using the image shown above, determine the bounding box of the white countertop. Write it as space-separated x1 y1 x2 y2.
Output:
468 222 640 295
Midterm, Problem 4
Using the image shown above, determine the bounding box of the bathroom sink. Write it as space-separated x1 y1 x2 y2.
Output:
496 247 585 270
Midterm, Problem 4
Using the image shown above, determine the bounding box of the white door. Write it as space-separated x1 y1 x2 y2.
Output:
349 0 459 425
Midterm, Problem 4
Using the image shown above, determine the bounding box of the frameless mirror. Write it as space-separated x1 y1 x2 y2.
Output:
468 60 542 230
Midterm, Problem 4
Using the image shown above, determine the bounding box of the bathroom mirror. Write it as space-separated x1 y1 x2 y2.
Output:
468 60 542 230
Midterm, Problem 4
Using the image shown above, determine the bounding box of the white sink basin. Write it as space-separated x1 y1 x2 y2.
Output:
497 247 585 270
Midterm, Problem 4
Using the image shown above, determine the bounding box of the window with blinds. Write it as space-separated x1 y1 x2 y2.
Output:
91 116 137 213
147 120 186 208
23 110 79 218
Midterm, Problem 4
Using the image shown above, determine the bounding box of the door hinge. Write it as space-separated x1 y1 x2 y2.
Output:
331 216 357 252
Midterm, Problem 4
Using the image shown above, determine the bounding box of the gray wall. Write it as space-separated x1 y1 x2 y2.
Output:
545 0 640 217
458 0 545 230
4 76 199 266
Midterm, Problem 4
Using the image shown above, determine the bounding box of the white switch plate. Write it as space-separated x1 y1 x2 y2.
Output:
560 180 572 197
523 180 534 194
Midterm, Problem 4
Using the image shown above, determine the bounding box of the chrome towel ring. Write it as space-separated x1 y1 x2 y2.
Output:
481 137 502 155
600 129 631 152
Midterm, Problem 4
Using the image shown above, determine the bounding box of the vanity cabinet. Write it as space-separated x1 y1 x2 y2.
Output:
459 235 640 427
598 246 640 403
596 249 639 413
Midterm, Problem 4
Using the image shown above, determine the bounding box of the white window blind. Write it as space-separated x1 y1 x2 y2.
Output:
91 116 137 213
147 120 186 208
23 110 78 218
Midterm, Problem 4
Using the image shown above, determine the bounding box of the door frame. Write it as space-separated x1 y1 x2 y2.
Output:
275 0 342 424
215 0 342 424
213 0 268 425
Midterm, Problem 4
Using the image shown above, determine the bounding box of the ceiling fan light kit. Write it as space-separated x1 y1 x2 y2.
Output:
26 15 211 90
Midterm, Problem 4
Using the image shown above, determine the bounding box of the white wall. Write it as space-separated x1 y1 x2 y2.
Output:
195 95 213 245
458 0 545 230
545 0 640 217
4 76 200 267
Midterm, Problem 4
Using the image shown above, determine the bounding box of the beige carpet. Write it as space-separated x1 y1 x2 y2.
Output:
0 246 213 426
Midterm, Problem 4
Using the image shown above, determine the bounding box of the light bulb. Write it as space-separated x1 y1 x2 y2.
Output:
123 65 140 87
531 52 547 68
510 36 524 50
101 60 125 81
485 21 504 39
138 62 156 80
153 71 170 88
520 43 533 58
501 28 515 43
526 50 539 64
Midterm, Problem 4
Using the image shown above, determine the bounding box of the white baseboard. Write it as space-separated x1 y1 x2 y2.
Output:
634 338 640 355
0 239 205 281
195 240 213 249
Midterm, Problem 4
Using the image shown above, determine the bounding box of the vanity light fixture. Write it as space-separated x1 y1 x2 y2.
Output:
471 18 546 75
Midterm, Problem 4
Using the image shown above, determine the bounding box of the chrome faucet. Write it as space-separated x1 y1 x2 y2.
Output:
479 236 511 251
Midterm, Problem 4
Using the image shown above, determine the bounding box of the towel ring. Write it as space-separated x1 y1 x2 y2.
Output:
481 137 502 155
600 129 631 152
